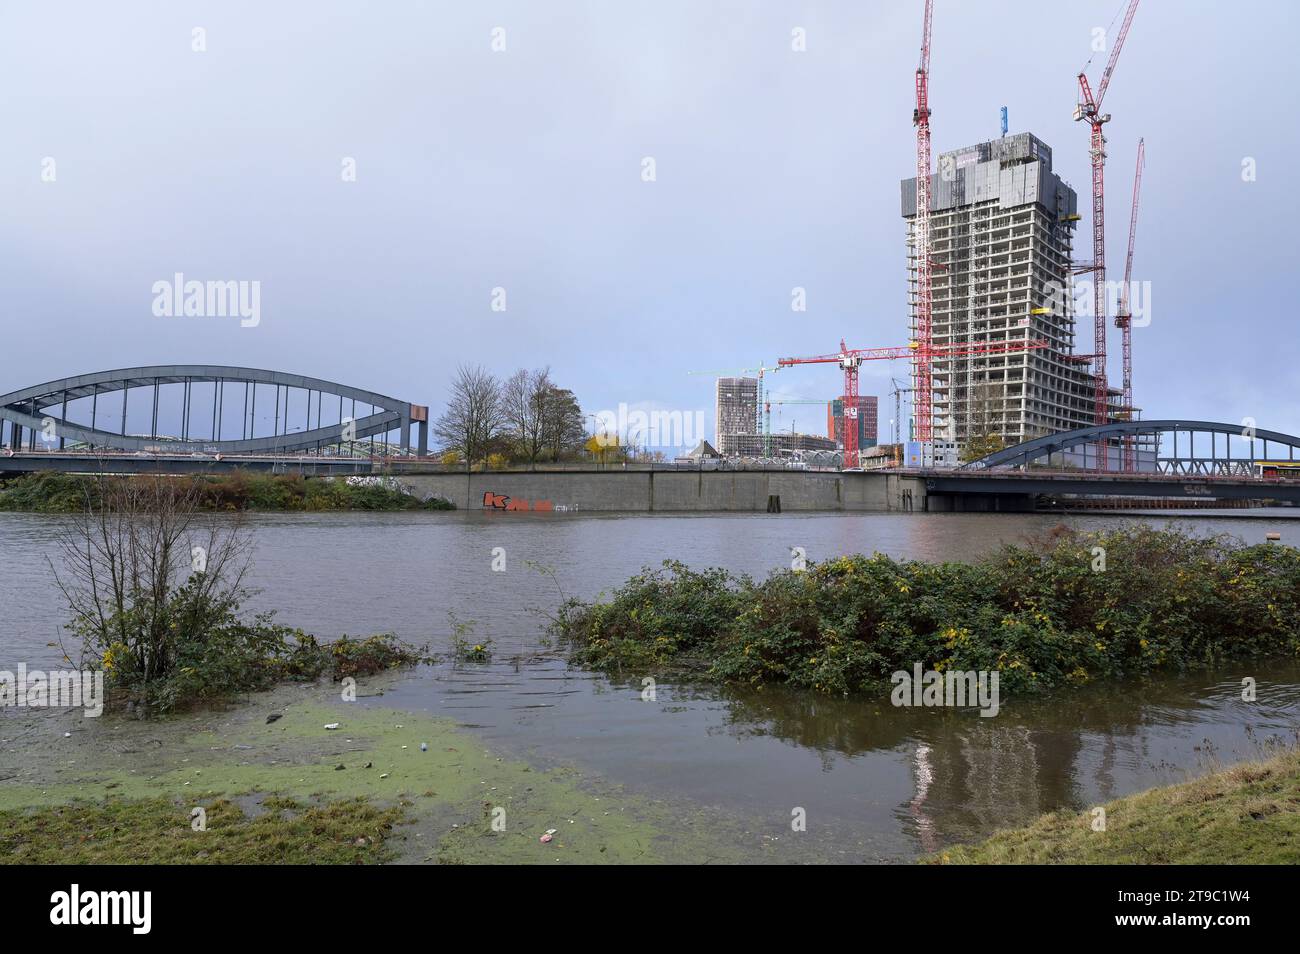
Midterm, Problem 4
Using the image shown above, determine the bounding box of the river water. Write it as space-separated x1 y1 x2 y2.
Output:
3 509 1299 861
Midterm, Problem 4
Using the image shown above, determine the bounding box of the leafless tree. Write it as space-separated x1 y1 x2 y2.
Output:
433 364 507 466
49 475 255 704
502 367 553 468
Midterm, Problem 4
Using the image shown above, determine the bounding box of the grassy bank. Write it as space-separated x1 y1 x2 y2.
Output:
555 525 1300 696
0 794 405 864
0 471 453 513
929 747 1300 864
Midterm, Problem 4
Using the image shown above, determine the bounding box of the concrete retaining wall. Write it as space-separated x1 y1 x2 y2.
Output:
397 471 927 513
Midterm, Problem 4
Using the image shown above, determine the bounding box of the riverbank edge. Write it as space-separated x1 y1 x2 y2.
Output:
0 677 772 865
0 471 454 513
926 746 1300 864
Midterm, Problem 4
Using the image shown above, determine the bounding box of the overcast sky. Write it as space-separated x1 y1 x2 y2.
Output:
3 0 1296 444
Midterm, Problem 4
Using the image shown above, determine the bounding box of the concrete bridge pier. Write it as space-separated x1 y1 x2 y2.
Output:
925 491 1036 512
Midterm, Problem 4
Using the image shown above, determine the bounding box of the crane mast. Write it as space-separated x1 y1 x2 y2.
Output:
1075 0 1141 470
912 0 935 456
1116 137 1144 471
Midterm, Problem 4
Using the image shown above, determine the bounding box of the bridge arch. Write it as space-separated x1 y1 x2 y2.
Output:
0 365 429 456
966 420 1300 475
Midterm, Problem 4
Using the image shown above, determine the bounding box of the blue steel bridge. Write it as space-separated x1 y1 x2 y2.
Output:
3 366 1300 504
0 365 428 462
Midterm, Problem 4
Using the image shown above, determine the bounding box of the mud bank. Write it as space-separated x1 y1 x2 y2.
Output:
0 677 780 864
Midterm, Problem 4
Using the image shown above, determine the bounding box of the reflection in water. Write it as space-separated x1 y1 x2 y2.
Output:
371 657 1300 860
711 667 1300 853
908 743 938 855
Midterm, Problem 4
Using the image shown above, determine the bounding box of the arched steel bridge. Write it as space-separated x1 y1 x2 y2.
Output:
0 365 428 457
966 420 1300 476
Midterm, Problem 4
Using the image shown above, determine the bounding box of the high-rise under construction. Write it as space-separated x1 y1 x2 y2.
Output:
901 132 1121 460
714 376 758 456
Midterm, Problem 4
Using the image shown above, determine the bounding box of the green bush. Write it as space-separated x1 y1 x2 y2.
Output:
326 633 432 679
0 471 96 512
97 609 428 714
0 472 454 512
556 526 1300 697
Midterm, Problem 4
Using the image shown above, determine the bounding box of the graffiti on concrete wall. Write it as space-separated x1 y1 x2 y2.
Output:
483 491 554 512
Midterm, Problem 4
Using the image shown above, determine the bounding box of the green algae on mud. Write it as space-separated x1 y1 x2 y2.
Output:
0 680 758 864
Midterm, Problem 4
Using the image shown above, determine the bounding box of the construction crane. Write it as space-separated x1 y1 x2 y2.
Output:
911 0 937 454
687 362 783 454
1115 137 1145 471
778 338 1049 465
1074 0 1141 466
890 378 914 447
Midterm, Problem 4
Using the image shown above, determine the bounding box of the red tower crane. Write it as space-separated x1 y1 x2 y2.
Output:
1075 0 1141 468
912 0 936 452
1116 137 1145 471
778 338 1049 464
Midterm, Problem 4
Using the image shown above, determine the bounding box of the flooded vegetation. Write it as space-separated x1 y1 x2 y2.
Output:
556 526 1300 697
3 509 1299 863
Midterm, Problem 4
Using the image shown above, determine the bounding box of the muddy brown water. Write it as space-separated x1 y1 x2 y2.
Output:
3 509 1298 861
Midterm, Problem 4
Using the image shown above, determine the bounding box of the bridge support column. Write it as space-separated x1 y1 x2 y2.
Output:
410 404 429 458
400 413 411 456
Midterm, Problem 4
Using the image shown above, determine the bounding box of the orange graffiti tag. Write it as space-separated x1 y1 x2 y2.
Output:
483 491 554 512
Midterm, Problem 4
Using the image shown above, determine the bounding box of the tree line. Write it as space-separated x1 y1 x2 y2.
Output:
433 365 588 467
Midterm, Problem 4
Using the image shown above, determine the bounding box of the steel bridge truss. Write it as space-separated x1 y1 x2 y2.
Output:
0 365 429 457
966 420 1300 476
